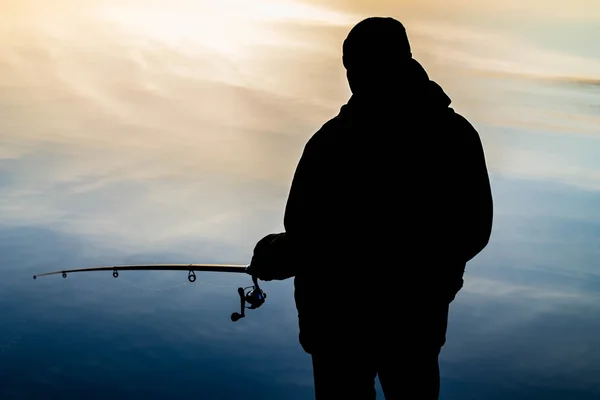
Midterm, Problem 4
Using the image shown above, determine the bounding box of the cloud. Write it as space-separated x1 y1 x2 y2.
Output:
461 276 599 307
404 20 600 84
442 275 600 393
1 0 600 249
484 144 600 192
1 4 338 251
298 0 600 22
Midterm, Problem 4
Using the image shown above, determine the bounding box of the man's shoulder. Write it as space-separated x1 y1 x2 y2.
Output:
448 109 481 140
447 108 474 129
441 109 486 158
304 112 347 151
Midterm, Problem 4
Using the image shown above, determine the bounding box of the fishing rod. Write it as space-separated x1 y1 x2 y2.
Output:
33 264 266 322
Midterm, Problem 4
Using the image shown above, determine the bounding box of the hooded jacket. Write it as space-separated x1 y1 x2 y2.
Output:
250 59 493 353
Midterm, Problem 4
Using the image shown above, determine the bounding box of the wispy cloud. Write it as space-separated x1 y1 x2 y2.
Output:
407 20 600 83
462 276 600 306
444 274 600 393
1 1 351 250
1 0 600 249
485 144 600 192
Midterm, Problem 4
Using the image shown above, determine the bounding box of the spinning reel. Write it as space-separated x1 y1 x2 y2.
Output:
231 275 266 322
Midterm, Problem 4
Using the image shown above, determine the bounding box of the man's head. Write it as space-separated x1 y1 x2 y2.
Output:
342 17 415 95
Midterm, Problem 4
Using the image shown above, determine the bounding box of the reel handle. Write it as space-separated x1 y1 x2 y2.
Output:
230 313 243 322
231 287 246 322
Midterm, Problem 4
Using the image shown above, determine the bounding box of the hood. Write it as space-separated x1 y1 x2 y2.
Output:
341 58 452 117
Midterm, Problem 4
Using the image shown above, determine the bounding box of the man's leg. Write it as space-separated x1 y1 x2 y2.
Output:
376 301 451 400
311 349 377 399
377 345 443 399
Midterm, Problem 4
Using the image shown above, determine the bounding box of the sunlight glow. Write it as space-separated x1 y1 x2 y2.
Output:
97 0 353 57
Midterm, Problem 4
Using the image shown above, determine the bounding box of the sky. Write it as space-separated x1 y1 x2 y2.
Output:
1 0 600 398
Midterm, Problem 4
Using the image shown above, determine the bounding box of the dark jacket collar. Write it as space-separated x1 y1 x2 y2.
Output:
340 59 452 118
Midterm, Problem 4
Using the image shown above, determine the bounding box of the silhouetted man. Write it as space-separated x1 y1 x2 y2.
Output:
248 17 493 399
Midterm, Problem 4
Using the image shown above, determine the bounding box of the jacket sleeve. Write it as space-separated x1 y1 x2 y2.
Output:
454 115 494 263
284 138 323 234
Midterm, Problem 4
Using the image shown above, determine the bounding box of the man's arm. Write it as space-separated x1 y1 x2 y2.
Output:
455 115 494 262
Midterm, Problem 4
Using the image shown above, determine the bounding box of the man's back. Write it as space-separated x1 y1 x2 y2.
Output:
285 64 491 346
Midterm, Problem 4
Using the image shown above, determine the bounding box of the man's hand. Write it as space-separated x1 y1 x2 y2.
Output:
247 232 295 281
